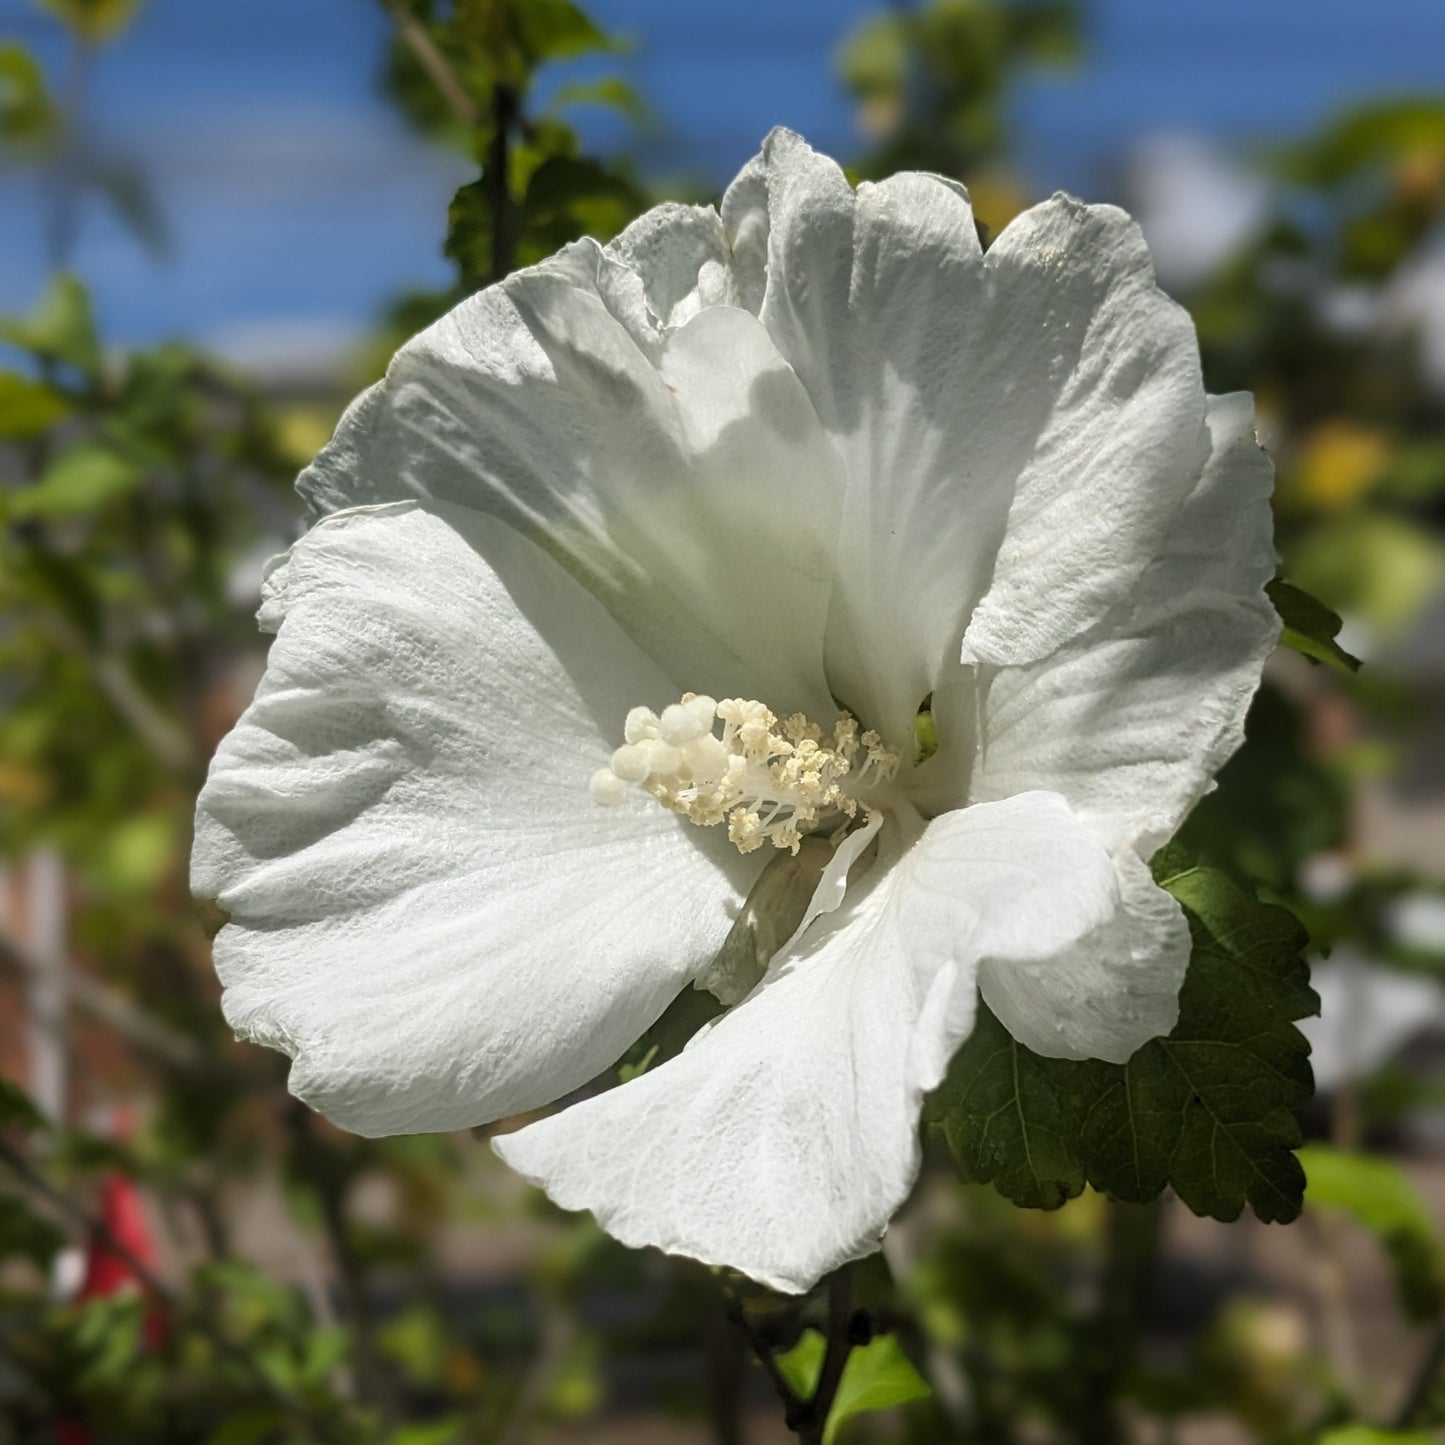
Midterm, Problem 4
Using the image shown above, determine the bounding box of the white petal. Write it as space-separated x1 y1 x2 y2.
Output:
494 791 1118 1292
977 846 1191 1064
298 250 843 718
605 203 742 335
955 198 1209 670
721 130 1208 737
193 501 757 1136
965 393 1280 851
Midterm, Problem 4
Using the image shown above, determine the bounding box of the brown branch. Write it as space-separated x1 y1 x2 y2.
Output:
385 1 479 127
34 611 196 778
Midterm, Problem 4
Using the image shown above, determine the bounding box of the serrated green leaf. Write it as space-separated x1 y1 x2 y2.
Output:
925 1004 1085 1209
930 861 1315 1224
0 273 101 374
1267 578 1362 672
10 444 141 519
1301 1145 1445 1319
0 370 69 437
1079 863 1316 1222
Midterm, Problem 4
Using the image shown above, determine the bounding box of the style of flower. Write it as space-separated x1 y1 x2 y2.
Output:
192 130 1279 1294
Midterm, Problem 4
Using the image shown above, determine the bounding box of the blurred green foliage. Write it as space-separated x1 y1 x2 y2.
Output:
2 0 1445 1441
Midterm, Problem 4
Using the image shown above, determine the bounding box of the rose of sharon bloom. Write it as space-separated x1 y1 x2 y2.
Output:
193 130 1279 1293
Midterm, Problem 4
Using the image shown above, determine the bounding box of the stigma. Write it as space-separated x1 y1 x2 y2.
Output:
589 694 899 855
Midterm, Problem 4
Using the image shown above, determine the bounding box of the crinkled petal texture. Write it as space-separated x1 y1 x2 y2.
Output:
720 132 1213 743
298 241 845 721
965 391 1280 853
496 792 1123 1293
193 501 756 1136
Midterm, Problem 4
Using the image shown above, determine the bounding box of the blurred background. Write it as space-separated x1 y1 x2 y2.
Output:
2 1 1445 1441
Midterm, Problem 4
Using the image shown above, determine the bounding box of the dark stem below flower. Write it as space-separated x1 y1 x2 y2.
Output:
727 1263 861 1444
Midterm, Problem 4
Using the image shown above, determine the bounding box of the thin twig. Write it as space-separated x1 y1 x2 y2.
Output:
385 0 479 127
1394 1315 1445 1429
285 1103 400 1423
0 927 217 1076
34 611 196 777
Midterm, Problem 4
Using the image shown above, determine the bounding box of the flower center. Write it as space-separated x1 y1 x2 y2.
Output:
589 693 899 855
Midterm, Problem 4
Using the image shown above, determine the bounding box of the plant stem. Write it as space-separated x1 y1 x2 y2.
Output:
486 80 519 284
727 1264 861 1443
795 1267 858 1445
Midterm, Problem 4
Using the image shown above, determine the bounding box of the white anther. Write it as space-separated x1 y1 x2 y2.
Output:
624 707 660 744
592 691 901 856
659 702 706 746
589 769 628 806
682 733 728 783
642 739 684 775
610 743 652 783
683 694 717 727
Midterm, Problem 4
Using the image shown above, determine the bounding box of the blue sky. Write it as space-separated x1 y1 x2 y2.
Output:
2 0 1443 364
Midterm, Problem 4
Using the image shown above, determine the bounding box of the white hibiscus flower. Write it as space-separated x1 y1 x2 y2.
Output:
192 130 1279 1294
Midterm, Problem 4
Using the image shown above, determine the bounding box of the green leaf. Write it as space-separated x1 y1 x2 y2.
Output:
0 41 57 146
444 178 494 290
775 1329 825 1398
1315 1429 1440 1445
930 859 1316 1224
386 1422 465 1445
550 77 645 122
0 1190 64 1268
823 1333 932 1444
1079 859 1316 1223
0 370 69 437
522 153 644 227
1300 1145 1445 1319
10 444 141 519
201 1407 286 1445
925 1004 1085 1209
1267 578 1362 672
0 1077 46 1132
0 273 101 374
513 0 617 62
1287 516 1445 637
32 0 142 44
775 1331 932 1445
